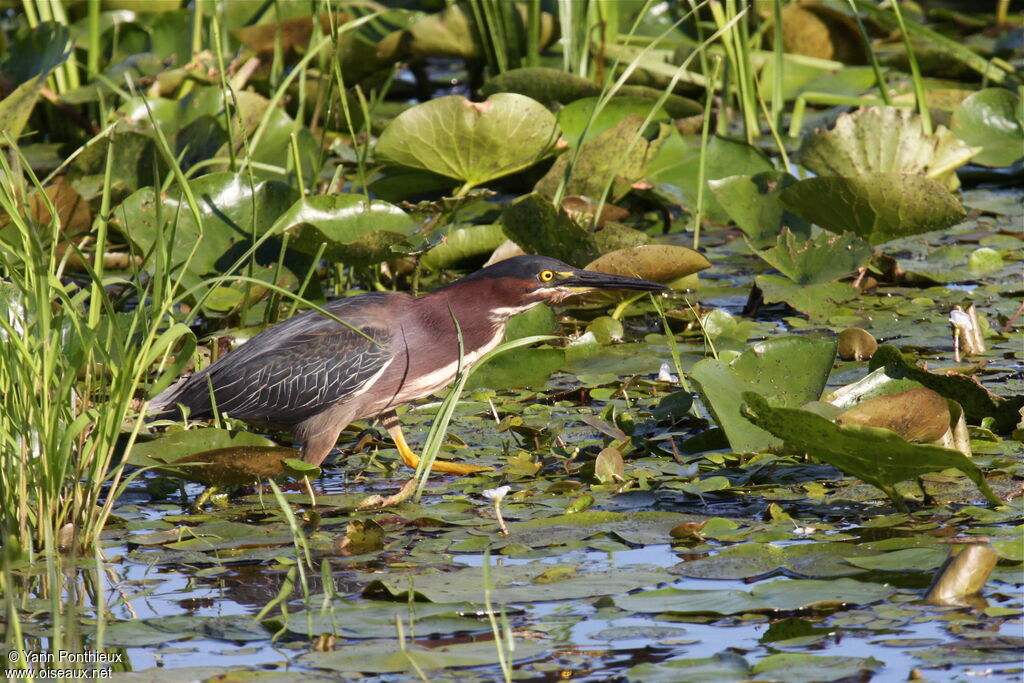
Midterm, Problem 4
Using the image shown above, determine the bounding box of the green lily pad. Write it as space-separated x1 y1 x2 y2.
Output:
798 107 979 190
535 114 672 204
626 653 751 683
755 229 873 285
270 194 417 267
501 193 600 267
756 276 860 319
650 135 775 224
740 392 1001 509
779 173 966 245
557 96 670 147
113 172 297 288
299 639 549 674
375 93 560 189
690 336 837 453
752 653 883 683
420 223 507 269
951 88 1024 168
128 428 278 469
616 577 895 615
710 171 812 247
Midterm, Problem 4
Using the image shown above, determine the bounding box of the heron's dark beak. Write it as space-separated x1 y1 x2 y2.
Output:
559 269 669 292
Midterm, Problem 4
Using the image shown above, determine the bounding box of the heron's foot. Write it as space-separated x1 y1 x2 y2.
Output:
383 414 492 475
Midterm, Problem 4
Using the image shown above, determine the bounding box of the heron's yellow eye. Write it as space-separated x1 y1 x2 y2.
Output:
539 270 555 282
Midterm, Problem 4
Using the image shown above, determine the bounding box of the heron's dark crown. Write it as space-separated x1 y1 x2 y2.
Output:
458 255 576 284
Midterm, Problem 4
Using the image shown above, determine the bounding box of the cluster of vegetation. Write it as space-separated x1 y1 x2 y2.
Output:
0 0 1021 680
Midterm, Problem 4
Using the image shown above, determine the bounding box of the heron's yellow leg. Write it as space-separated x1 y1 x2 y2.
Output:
382 412 492 474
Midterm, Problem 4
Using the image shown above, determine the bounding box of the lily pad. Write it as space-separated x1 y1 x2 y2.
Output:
868 345 1024 432
128 428 278 469
779 173 966 245
755 276 860 319
690 336 837 453
650 135 775 224
951 88 1024 168
375 94 560 189
616 577 895 615
501 193 599 267
798 107 979 190
270 194 417 267
535 114 672 204
584 245 710 283
420 223 507 269
710 171 812 247
556 96 670 147
299 639 548 674
752 653 883 683
112 172 297 288
740 392 1001 508
754 229 873 285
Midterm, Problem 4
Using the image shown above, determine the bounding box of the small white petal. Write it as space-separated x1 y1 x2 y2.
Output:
949 309 971 328
658 362 679 384
482 485 510 502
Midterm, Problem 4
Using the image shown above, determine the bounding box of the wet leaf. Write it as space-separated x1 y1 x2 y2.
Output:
752 653 883 682
584 244 710 283
335 519 386 555
650 135 775 224
836 387 953 444
926 544 1000 605
536 114 671 204
376 94 560 189
616 578 895 615
128 428 278 469
798 107 979 190
868 345 1024 432
594 447 625 483
710 171 812 247
779 174 966 245
740 392 1001 508
754 229 872 285
626 653 751 683
690 336 836 453
270 194 417 267
951 88 1024 168
838 327 878 361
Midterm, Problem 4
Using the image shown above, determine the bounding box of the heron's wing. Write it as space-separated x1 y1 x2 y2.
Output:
153 295 394 425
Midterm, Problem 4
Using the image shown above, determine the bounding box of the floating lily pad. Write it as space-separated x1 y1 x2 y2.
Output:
752 653 883 683
501 193 599 266
626 653 751 683
951 88 1024 168
690 336 837 453
299 639 549 674
710 171 811 247
798 107 979 190
375 94 560 189
270 194 417 267
128 430 293 486
740 392 1001 509
420 223 507 269
616 577 895 615
779 173 966 245
556 96 670 146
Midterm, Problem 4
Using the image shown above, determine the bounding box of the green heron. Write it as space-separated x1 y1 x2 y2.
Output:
150 255 667 474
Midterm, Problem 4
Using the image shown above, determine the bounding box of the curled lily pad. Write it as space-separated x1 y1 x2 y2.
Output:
767 3 867 64
270 194 417 267
779 173 966 245
709 171 811 247
868 345 1024 432
798 107 979 190
584 245 710 283
926 544 999 606
835 387 960 449
420 223 506 269
375 94 560 190
690 336 837 453
951 88 1024 168
838 327 877 361
740 392 1001 509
